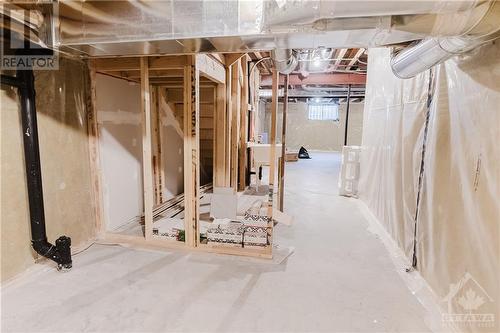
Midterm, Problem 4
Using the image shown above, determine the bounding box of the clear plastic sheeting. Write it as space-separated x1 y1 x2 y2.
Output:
359 46 499 332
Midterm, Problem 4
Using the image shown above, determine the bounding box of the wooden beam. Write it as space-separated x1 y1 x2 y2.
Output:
209 53 225 64
260 73 366 86
93 55 189 71
224 53 246 67
196 54 225 84
238 56 249 191
140 57 154 241
254 51 271 74
101 69 185 80
183 56 200 248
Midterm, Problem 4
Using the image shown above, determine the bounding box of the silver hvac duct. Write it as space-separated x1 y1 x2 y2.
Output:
391 37 482 78
391 0 500 78
271 49 298 74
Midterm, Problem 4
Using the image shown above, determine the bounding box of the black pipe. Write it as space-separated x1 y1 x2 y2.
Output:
1 75 24 88
11 68 72 270
343 84 351 146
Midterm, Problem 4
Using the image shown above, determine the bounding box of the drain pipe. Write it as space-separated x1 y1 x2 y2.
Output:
1 69 72 270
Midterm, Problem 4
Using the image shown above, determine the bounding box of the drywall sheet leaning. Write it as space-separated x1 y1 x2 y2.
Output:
359 46 499 332
95 74 143 232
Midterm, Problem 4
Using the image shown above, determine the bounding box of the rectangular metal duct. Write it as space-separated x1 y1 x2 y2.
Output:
49 0 480 57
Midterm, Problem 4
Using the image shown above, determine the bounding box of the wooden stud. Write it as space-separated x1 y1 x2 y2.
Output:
140 57 154 240
279 74 289 212
183 55 200 248
224 65 232 187
230 59 241 190
268 69 279 212
214 83 227 187
238 56 249 191
151 85 163 205
87 61 105 237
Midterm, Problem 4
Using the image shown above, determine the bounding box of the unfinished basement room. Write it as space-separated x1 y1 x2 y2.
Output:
1 1 499 333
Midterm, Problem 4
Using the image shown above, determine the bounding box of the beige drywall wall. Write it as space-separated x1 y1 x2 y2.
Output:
1 58 96 282
95 74 143 231
261 101 364 151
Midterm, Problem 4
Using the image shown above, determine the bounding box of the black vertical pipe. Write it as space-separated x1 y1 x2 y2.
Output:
17 69 47 244
344 84 351 146
12 68 72 270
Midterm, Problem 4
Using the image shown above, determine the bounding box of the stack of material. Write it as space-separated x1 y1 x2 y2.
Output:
242 226 268 247
241 200 270 247
338 146 361 197
206 219 244 247
242 199 271 227
285 149 299 162
206 219 269 249
125 183 213 227
152 217 184 241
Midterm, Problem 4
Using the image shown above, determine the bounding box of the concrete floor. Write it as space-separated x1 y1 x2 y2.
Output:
1 152 433 332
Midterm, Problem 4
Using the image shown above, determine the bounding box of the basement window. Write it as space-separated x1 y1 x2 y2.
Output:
308 104 339 121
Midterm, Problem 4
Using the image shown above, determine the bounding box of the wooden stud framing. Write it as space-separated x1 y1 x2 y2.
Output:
224 65 232 186
87 62 105 237
90 53 274 259
279 74 289 212
230 59 241 190
268 69 279 211
238 56 249 191
183 55 200 248
140 57 154 240
151 85 163 205
214 83 227 187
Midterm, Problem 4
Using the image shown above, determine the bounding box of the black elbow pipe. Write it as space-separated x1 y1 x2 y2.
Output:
3 68 72 270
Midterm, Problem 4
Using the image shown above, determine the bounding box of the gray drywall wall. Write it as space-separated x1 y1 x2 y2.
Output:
158 96 184 200
95 74 143 231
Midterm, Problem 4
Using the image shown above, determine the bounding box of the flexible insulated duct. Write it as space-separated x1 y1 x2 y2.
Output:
271 49 298 74
391 0 500 78
390 37 482 78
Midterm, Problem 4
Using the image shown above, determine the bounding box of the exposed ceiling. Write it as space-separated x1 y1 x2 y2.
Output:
256 48 367 103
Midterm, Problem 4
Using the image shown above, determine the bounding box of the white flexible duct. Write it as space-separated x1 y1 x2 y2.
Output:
391 0 500 79
271 49 298 74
